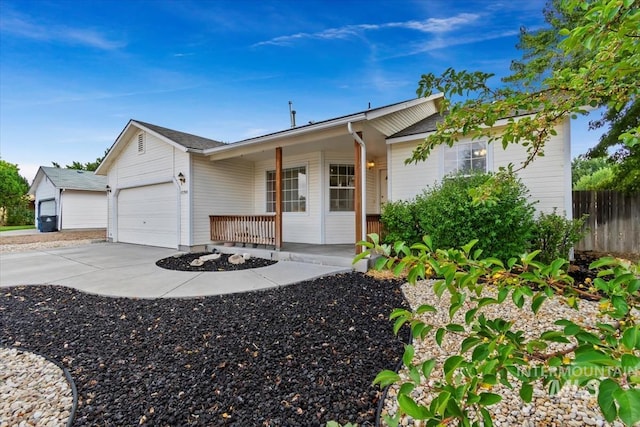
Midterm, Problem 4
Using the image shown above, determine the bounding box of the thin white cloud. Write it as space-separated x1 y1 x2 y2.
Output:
253 13 479 47
390 29 521 59
0 11 124 50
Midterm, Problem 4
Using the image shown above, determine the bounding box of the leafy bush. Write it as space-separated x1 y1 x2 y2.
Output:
414 172 535 262
356 235 640 427
380 200 420 245
3 198 34 226
574 166 617 190
530 210 588 264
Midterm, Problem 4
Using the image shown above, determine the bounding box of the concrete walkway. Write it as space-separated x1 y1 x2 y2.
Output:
0 242 350 298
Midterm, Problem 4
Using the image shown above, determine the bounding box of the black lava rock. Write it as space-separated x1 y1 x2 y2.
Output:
1 273 409 426
156 252 277 272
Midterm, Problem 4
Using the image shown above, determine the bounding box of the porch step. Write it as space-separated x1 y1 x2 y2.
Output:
206 244 368 273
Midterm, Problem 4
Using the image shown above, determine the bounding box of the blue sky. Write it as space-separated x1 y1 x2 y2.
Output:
1 0 602 183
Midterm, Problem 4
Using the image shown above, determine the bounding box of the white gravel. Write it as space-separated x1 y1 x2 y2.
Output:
0 347 73 427
381 280 632 427
0 239 98 254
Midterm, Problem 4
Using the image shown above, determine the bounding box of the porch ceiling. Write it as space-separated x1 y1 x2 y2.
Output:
208 122 388 162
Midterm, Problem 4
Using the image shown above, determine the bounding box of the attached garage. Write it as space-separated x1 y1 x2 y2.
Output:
116 183 178 248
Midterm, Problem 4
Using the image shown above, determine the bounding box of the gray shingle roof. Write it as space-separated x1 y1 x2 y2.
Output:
39 167 107 191
390 112 447 138
133 120 225 150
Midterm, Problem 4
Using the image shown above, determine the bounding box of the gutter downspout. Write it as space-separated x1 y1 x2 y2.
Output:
347 122 367 247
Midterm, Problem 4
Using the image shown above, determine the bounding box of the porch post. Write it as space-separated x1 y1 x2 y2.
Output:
275 147 283 249
354 133 363 254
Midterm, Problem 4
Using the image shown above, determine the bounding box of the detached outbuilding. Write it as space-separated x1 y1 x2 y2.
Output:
29 167 108 232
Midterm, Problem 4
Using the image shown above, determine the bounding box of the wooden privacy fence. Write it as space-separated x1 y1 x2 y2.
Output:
210 215 276 247
572 190 640 254
366 214 385 241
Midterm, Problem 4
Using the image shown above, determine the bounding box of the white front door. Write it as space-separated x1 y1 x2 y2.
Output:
379 169 388 208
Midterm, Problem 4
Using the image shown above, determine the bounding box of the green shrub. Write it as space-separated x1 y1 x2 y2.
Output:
413 172 535 262
530 209 588 264
380 200 419 244
4 199 34 226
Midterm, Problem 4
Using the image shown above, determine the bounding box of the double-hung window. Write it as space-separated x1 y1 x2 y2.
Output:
266 166 307 212
443 141 487 175
329 164 355 211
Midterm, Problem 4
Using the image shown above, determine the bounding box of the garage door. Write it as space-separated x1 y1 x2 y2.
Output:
61 191 107 229
117 183 177 248
39 199 56 216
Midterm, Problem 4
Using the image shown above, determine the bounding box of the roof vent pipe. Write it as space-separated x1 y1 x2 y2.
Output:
288 101 296 128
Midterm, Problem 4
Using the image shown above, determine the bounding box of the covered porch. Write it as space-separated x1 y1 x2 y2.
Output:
200 96 438 256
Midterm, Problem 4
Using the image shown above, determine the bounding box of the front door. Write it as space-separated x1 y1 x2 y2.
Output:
379 169 388 208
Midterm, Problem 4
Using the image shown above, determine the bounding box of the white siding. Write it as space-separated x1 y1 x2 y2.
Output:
106 130 190 247
492 119 571 215
33 176 58 220
254 152 322 244
191 156 255 246
60 191 107 229
389 141 440 201
388 120 571 216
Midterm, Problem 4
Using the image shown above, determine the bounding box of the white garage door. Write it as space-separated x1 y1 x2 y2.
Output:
61 191 107 230
117 183 177 248
39 199 56 216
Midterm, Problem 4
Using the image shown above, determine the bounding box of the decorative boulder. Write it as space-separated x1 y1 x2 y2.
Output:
228 254 245 265
200 253 221 261
242 253 251 260
190 258 204 267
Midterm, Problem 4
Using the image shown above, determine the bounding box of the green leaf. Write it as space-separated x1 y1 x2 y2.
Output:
374 256 388 271
465 307 479 324
403 344 415 367
398 393 430 419
436 327 446 347
461 336 481 353
622 326 640 350
531 293 547 314
540 331 571 343
520 383 533 403
399 382 415 396
422 359 436 379
478 392 502 406
472 343 490 362
373 370 400 388
416 304 437 314
443 355 465 383
614 388 640 426
621 354 640 371
480 407 494 427
446 323 465 333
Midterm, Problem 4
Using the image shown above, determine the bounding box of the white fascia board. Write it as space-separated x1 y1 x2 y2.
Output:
203 113 367 156
386 112 537 145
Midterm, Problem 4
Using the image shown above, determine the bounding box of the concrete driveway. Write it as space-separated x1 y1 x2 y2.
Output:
0 242 349 298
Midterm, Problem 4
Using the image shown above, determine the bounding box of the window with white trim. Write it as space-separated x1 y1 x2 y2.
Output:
137 133 145 154
443 141 487 175
329 164 355 212
266 166 307 212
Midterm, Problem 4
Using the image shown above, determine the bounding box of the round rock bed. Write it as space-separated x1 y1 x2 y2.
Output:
156 252 277 272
